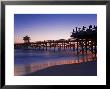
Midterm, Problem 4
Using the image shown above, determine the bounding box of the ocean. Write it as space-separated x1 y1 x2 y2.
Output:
14 48 96 76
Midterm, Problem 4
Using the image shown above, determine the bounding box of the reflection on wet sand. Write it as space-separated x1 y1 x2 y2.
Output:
14 52 96 76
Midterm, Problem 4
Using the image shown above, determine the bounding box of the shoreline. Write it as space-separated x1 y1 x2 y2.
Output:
14 56 96 76
25 60 97 76
14 49 97 76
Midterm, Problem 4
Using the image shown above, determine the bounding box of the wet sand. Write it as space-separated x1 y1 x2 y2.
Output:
14 49 97 76
25 60 97 76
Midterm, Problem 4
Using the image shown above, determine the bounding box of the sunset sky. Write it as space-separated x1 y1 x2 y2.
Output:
14 14 97 43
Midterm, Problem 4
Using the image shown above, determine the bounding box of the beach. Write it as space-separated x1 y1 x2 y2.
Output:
14 49 96 76
25 60 97 76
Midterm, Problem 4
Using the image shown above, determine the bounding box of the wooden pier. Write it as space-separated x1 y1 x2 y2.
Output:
14 25 97 56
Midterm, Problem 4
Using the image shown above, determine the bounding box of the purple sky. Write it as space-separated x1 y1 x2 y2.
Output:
14 14 97 43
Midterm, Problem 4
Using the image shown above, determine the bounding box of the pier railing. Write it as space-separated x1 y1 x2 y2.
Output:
14 38 96 56
14 25 97 55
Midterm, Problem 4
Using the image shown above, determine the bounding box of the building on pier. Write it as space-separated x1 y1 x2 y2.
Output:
23 35 31 43
23 35 31 48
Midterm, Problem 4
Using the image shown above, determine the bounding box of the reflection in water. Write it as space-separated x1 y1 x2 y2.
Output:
14 49 96 76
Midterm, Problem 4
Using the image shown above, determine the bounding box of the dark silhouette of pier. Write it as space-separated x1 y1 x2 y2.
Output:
14 25 97 56
70 25 97 56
